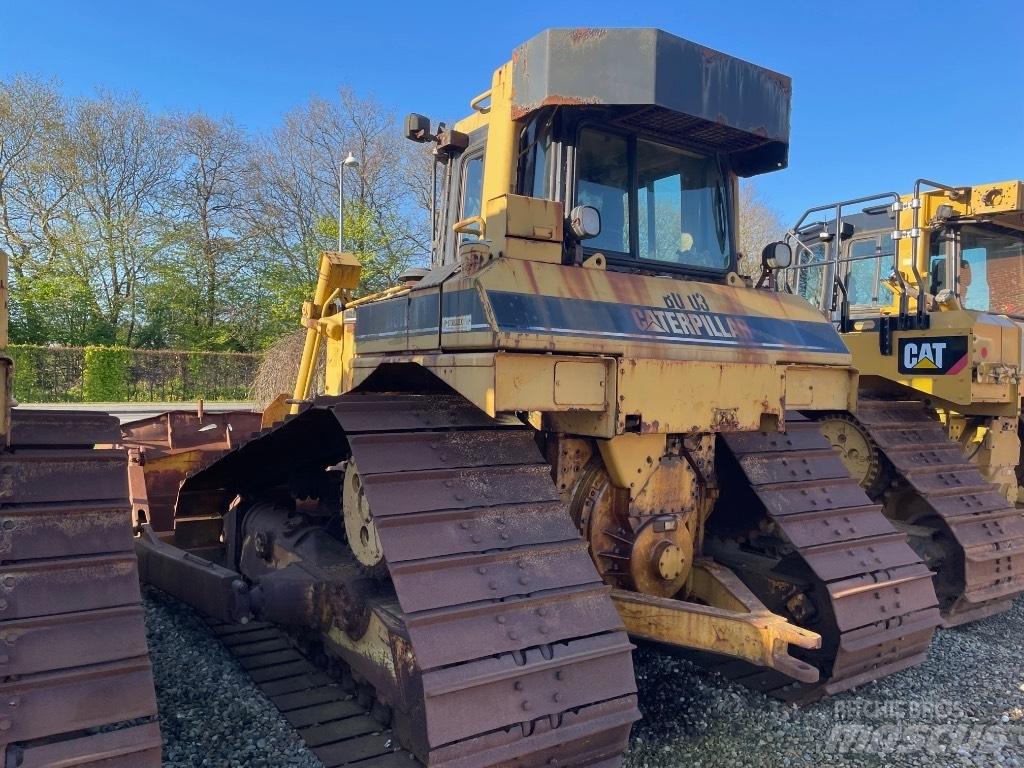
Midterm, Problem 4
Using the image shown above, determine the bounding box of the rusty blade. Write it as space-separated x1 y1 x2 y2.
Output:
120 410 261 452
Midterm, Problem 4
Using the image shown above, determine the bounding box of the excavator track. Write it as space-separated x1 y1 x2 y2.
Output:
852 400 1024 625
170 391 639 767
1 410 160 768
709 413 941 702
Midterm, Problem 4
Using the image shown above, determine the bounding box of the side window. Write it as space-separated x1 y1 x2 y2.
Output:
576 128 631 253
796 242 826 307
847 239 879 306
458 153 485 243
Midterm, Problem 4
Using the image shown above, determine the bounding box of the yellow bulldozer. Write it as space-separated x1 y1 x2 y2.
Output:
775 178 1024 624
126 28 950 768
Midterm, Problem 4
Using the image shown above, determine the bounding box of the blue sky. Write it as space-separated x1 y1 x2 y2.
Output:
1 0 1021 222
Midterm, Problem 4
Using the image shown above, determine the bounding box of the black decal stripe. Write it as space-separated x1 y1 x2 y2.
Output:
485 290 848 354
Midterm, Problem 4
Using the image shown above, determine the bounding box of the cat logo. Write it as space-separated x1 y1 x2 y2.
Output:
903 341 946 370
897 336 969 376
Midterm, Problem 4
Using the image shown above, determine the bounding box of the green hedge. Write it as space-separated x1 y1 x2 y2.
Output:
4 345 261 403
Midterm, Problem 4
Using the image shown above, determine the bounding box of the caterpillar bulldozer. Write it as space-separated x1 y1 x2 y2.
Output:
775 179 1024 625
133 28 942 767
0 247 160 759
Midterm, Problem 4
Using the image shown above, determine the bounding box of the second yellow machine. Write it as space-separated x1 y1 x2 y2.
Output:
780 179 1024 625
137 29 944 767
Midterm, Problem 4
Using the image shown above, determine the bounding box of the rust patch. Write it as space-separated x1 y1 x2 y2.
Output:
570 28 608 46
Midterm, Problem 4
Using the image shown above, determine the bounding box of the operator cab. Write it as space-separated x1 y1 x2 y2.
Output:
409 28 791 285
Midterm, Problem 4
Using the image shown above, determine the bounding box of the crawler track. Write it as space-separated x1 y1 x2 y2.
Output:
206 618 414 768
0 410 160 767
173 392 639 767
709 414 941 701
854 400 1024 625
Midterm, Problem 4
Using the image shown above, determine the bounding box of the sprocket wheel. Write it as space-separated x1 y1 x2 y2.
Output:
816 412 888 499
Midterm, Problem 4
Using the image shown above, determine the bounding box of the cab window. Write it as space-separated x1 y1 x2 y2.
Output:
458 152 484 243
575 127 732 272
846 234 894 309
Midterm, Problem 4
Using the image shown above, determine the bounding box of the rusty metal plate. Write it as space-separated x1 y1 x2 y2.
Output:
0 502 134 562
883 446 969 474
388 541 600 613
11 721 162 768
121 410 261 452
406 584 621 670
902 466 992 496
313 734 397 767
376 501 577 563
754 479 871 517
772 506 895 549
430 694 637 768
0 449 127 505
962 555 1023 602
721 424 829 456
945 512 1024 550
347 429 541 474
855 401 937 426
0 656 157 743
271 685 347 712
0 605 149 677
421 631 635 747
284 700 365 729
300 715 382 750
10 409 122 448
801 534 924 583
827 564 936 632
864 424 949 450
0 553 142 621
737 451 851 487
332 394 500 434
358 465 558 518
924 489 1011 519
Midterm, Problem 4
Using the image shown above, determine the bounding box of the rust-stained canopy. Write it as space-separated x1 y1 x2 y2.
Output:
511 28 791 176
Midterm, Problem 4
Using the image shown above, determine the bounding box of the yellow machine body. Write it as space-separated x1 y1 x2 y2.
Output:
790 180 1024 499
295 31 869 679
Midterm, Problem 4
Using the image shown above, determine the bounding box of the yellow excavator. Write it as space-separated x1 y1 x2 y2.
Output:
775 179 1024 623
132 28 943 767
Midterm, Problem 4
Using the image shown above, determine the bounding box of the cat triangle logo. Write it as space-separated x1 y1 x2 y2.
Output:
903 341 946 371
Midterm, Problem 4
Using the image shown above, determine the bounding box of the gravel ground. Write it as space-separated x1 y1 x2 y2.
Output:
147 588 1024 767
145 588 322 768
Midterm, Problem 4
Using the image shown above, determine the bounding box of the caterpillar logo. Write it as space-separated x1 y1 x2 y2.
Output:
897 336 969 376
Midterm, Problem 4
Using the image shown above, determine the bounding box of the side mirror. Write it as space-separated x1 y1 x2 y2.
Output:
405 113 432 142
569 205 601 241
761 241 792 270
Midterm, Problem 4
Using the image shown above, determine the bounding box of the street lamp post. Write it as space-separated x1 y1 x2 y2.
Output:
338 151 360 252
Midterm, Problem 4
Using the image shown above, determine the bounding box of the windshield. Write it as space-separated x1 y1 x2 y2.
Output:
576 128 732 271
958 224 1024 317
